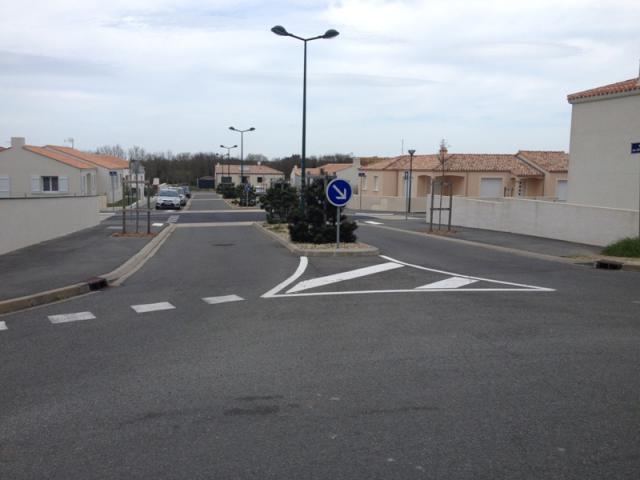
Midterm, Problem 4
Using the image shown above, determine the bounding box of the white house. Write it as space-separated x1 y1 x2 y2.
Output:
290 158 361 189
567 76 640 210
43 145 131 204
215 163 285 192
0 137 98 198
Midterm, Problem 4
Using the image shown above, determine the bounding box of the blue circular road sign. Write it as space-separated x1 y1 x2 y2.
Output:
326 178 352 207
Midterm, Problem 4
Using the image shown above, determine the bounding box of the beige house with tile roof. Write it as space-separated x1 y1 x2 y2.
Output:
290 159 361 189
567 76 640 210
0 137 98 198
45 145 131 204
359 145 568 204
215 163 284 192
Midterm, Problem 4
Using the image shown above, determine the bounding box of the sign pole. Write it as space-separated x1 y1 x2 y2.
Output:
336 206 341 249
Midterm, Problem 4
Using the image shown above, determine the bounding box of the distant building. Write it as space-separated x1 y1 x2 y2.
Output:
215 163 284 192
359 145 567 200
290 158 361 189
567 76 640 210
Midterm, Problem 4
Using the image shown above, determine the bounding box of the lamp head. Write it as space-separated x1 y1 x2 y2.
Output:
271 25 289 36
249 127 255 131
229 126 235 131
323 29 339 39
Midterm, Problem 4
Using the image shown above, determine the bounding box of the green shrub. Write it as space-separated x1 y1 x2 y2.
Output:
288 178 357 244
602 237 640 258
260 181 299 223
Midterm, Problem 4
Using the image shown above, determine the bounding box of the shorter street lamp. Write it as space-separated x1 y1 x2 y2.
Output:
406 149 416 219
228 127 255 185
220 144 237 184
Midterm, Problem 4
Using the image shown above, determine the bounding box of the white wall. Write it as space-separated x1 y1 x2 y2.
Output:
0 196 102 255
431 195 639 246
568 93 640 210
348 194 425 212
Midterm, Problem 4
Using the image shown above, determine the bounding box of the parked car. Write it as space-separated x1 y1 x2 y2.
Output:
181 185 192 198
155 189 182 210
167 186 187 206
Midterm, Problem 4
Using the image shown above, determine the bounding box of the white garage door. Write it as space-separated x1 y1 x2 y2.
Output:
556 180 567 201
480 178 503 198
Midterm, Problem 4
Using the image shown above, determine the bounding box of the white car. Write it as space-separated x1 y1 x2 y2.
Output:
155 189 182 210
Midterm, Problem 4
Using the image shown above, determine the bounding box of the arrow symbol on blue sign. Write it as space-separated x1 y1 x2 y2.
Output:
332 185 348 200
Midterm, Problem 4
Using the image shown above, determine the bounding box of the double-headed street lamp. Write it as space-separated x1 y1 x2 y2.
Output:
271 25 339 198
220 144 237 182
228 127 255 185
406 149 416 219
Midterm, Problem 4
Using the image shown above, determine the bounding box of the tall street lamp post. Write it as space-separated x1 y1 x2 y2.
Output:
271 25 339 206
408 149 416 213
220 144 237 185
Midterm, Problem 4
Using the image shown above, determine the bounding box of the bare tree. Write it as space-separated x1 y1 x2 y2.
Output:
96 144 126 159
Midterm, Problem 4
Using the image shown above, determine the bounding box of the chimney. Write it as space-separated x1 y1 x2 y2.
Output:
11 137 25 149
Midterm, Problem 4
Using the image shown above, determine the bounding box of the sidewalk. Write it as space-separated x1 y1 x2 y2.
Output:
0 218 165 303
352 212 640 270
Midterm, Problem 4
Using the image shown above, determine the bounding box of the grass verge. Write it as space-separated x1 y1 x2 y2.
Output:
602 237 640 258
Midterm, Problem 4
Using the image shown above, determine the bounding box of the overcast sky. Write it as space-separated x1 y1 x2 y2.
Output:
1 0 638 158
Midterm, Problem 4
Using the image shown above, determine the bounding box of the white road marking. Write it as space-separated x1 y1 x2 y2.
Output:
261 257 309 298
417 277 478 289
380 255 555 291
354 212 394 216
107 226 122 230
202 295 244 305
152 222 164 227
167 215 179 223
286 262 404 294
48 311 96 324
131 302 175 313
364 220 384 225
0 321 7 331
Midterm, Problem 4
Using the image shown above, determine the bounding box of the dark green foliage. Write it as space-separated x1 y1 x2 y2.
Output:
260 181 299 224
602 237 640 257
235 184 257 206
217 183 237 198
288 179 357 244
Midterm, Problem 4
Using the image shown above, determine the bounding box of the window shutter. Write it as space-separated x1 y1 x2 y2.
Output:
59 176 69 193
31 175 41 193
0 176 9 198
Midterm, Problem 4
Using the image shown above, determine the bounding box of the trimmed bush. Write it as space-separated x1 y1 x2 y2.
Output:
260 181 299 223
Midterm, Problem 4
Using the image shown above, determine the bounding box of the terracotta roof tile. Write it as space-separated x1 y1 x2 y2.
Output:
567 77 640 102
46 146 129 169
363 153 544 177
25 146 97 170
517 151 568 173
215 164 284 175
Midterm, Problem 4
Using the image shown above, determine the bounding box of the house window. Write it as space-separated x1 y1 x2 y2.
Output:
373 176 379 191
42 176 59 192
362 176 368 190
257 177 263 184
221 176 232 184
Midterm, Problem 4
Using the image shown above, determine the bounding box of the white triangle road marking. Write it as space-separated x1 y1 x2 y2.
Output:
417 277 478 289
286 262 403 294
0 321 7 331
48 311 96 324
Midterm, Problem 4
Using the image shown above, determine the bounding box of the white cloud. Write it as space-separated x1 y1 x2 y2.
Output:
0 0 638 155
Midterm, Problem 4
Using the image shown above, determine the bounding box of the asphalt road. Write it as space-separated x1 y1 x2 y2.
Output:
187 192 232 211
1 221 639 479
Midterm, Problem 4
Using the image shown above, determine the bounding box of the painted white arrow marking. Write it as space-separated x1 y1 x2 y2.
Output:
332 185 347 200
417 277 477 289
286 262 403 294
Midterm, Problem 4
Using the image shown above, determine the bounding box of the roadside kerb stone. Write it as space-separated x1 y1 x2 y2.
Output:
0 224 176 316
254 222 379 257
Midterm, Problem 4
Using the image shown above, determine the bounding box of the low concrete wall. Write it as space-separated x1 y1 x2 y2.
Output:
0 196 101 255
429 195 639 246
349 194 426 213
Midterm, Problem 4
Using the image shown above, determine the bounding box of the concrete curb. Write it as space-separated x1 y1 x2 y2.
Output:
0 225 176 316
254 222 379 257
359 223 640 270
